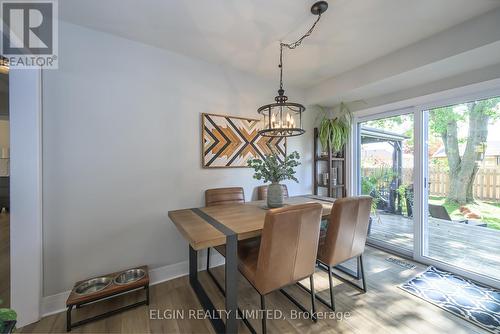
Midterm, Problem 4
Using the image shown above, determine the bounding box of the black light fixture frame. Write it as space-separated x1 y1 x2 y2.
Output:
0 55 9 73
258 1 328 137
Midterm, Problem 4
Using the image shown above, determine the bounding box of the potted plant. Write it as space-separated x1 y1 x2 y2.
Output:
318 103 351 156
248 151 300 208
0 305 16 334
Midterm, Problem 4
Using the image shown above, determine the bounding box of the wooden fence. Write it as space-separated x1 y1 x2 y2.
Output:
362 167 500 201
429 168 500 201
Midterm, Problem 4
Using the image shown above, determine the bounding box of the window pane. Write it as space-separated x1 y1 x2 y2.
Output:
359 114 414 252
425 96 500 278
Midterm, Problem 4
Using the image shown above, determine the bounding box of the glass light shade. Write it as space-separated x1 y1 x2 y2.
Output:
257 92 305 137
0 56 9 74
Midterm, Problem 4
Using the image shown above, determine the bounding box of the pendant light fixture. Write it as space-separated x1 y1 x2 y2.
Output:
0 56 8 75
258 1 328 137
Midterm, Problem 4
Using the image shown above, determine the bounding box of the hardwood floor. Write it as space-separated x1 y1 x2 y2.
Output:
21 246 487 334
0 212 9 308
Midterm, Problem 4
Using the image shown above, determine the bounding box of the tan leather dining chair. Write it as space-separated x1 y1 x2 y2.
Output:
314 196 372 311
205 187 245 271
256 184 289 201
205 187 245 206
238 203 323 333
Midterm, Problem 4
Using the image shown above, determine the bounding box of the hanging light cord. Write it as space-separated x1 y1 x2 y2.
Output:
279 13 322 92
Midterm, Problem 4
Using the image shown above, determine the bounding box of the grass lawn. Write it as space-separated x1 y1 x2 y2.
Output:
429 196 500 230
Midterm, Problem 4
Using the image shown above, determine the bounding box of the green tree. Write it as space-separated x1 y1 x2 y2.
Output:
430 98 500 204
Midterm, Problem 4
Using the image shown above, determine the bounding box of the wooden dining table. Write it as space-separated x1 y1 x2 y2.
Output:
168 195 336 334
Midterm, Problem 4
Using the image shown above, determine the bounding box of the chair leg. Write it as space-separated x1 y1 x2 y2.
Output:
358 254 367 293
296 264 334 311
328 265 335 311
260 294 267 334
309 275 317 322
356 254 362 280
206 248 211 270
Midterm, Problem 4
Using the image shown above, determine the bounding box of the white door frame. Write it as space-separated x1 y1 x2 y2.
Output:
350 79 500 289
9 68 43 326
352 107 415 259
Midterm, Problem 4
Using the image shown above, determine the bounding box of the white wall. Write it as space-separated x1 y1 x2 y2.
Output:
10 69 43 327
42 22 313 296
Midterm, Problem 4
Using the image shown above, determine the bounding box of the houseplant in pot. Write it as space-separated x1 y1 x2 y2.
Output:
318 103 351 157
248 151 300 208
0 303 16 334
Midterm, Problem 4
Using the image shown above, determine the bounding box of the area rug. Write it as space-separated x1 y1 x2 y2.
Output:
400 266 500 333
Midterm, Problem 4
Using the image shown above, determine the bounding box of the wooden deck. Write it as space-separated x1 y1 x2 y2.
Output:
368 212 500 279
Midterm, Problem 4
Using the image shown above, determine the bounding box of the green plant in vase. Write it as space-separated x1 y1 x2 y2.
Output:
318 103 351 156
248 151 300 208
0 302 16 334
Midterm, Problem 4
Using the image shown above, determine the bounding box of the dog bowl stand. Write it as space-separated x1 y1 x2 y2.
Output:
65 265 149 332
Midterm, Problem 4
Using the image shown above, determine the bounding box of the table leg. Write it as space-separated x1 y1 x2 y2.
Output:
66 305 73 332
225 235 238 333
189 245 227 333
189 245 198 285
188 208 239 333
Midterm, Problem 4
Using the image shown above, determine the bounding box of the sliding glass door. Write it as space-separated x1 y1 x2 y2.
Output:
358 113 414 253
354 95 500 286
423 97 500 279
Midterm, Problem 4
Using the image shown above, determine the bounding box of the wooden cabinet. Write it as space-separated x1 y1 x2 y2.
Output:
0 176 9 210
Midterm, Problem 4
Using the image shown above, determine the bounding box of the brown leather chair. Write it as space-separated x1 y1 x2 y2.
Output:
205 187 245 271
238 203 323 333
314 196 372 311
256 184 289 201
205 187 245 206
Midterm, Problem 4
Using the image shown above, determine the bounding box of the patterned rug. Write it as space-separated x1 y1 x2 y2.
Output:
400 266 500 333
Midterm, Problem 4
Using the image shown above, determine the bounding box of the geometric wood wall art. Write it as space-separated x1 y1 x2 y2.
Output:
202 113 287 168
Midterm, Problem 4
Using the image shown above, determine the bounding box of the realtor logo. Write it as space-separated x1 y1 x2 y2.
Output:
1 0 58 69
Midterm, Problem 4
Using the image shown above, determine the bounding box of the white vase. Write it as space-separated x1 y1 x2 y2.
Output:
267 183 284 208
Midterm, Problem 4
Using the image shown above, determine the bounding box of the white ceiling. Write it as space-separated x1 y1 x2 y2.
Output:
60 0 500 88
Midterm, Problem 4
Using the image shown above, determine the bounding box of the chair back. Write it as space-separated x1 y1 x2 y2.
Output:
254 203 323 294
429 204 451 221
257 185 289 201
318 196 372 266
205 187 245 207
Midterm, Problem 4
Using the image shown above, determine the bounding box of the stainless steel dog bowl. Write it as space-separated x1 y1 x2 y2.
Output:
74 277 112 295
114 268 146 285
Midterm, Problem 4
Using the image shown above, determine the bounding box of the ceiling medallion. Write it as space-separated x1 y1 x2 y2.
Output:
258 1 328 137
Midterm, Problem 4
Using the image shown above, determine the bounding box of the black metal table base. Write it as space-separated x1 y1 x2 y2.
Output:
190 207 239 334
66 285 149 332
190 243 239 334
206 258 257 334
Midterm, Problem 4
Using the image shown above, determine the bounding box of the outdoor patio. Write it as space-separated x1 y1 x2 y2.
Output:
369 212 500 279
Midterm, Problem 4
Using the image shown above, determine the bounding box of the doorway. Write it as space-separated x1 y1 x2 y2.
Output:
422 96 500 280
357 112 414 256
353 94 500 288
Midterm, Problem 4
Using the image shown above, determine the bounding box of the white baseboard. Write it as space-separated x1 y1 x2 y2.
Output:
41 290 71 317
41 252 225 317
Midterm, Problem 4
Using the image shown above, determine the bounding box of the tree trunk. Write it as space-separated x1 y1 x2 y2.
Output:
446 102 489 204
466 166 479 201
